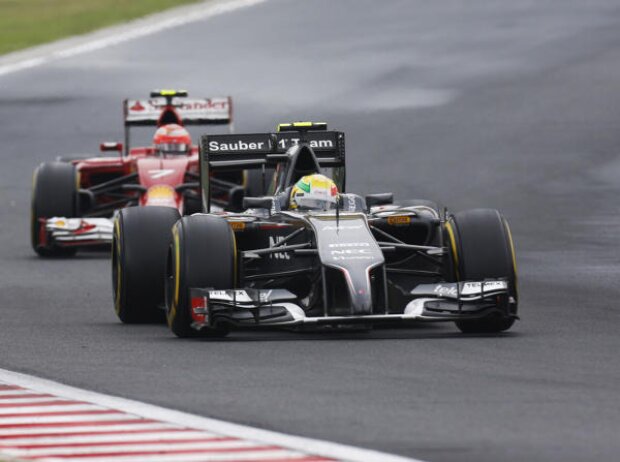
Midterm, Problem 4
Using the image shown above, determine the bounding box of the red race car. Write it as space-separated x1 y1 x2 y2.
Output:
31 90 244 257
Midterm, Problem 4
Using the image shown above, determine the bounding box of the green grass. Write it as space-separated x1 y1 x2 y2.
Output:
0 0 204 55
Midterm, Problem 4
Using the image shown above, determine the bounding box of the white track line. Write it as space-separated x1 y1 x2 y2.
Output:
0 368 423 462
0 0 266 77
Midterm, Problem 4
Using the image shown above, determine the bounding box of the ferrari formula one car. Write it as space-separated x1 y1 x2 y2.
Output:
113 122 519 332
31 89 246 257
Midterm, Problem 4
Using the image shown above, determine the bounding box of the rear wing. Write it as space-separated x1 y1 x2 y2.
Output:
200 127 345 211
123 96 232 126
122 90 233 156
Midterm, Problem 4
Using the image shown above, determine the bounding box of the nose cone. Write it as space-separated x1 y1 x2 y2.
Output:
348 282 374 315
337 268 376 315
308 215 384 316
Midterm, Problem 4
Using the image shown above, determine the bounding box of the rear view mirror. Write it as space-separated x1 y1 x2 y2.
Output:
365 193 394 210
100 142 123 153
228 186 245 212
243 196 273 210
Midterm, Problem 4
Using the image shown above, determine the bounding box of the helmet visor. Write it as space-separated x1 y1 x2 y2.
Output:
294 195 337 211
156 143 190 155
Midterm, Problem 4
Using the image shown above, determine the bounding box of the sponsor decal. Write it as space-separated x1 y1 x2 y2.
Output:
332 255 374 261
177 99 228 111
321 224 363 231
209 290 250 302
434 284 458 297
147 184 175 198
129 100 145 111
331 249 372 256
126 98 230 122
229 221 246 231
462 281 507 293
208 289 271 304
387 215 411 226
329 244 375 261
146 184 176 206
277 138 334 150
414 281 508 297
208 140 266 151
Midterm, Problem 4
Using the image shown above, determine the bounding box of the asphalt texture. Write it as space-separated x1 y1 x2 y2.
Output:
1 1 620 461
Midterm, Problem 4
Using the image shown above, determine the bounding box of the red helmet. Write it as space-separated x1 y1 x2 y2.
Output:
153 124 191 156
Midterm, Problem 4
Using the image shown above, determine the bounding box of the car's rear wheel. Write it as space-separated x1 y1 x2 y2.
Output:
31 162 78 257
445 208 518 333
166 215 235 338
113 206 181 324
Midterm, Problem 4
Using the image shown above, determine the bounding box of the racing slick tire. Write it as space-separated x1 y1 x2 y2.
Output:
31 162 78 257
113 206 181 324
166 215 234 338
446 209 518 333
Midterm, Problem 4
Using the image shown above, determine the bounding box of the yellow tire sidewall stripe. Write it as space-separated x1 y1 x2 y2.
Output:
113 218 122 315
444 221 460 280
167 224 181 327
504 219 518 299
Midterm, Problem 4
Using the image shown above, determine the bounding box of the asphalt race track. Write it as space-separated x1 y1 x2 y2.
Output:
2 1 620 461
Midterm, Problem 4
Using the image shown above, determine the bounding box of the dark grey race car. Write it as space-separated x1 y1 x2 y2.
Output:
112 122 518 337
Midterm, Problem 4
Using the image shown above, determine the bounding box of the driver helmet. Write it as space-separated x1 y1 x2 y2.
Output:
153 124 191 155
290 174 339 210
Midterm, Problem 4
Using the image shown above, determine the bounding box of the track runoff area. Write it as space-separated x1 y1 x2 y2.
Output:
0 369 420 462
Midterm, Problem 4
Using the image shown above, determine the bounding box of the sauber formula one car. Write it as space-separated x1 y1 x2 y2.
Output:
113 122 519 332
31 90 242 257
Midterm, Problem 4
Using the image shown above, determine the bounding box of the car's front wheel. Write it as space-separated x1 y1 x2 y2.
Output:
445 208 518 333
113 206 181 323
31 162 78 257
166 215 235 338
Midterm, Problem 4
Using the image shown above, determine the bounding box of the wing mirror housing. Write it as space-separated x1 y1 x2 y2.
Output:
100 142 123 153
228 186 245 212
365 193 394 211
242 196 273 210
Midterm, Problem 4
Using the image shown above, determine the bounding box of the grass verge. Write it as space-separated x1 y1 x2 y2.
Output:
0 0 204 55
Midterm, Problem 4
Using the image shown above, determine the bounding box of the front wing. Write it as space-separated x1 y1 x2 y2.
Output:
43 217 114 247
187 280 515 331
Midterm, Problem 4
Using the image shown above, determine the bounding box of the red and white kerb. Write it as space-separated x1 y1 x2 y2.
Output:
0 383 332 462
